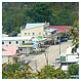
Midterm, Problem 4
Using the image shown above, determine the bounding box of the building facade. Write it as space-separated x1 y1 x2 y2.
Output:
20 23 49 37
2 37 32 46
2 45 17 64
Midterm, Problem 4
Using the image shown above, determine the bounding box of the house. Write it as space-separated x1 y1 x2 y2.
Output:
2 45 18 64
20 22 49 37
48 26 71 44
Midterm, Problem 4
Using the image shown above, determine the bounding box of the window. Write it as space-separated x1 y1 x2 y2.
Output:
22 41 25 44
20 48 22 51
9 41 11 44
60 56 66 62
16 41 18 44
32 32 35 35
2 42 4 44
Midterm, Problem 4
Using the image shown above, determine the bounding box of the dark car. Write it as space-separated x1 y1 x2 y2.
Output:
60 36 68 42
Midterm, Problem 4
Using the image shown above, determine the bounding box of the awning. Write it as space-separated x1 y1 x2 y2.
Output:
36 36 47 41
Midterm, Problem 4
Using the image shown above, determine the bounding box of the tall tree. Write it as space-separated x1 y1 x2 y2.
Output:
70 20 79 53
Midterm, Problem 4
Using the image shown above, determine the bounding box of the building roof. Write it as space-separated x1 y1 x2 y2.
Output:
46 28 57 33
49 26 71 33
2 34 8 37
32 37 46 42
2 45 18 56
2 36 33 41
25 23 49 29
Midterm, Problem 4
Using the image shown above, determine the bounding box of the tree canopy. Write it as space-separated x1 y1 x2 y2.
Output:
2 2 79 35
2 64 68 79
68 64 79 76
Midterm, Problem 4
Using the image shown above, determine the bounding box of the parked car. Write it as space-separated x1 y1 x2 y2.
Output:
60 36 68 42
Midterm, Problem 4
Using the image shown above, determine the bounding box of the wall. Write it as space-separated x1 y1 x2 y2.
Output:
66 54 79 63
2 56 15 64
2 40 31 46
18 47 33 54
21 26 44 37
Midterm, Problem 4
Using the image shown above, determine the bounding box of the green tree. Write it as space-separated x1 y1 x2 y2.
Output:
2 2 79 35
70 20 79 53
2 63 20 79
53 68 67 79
68 64 79 76
37 65 67 79
37 65 55 79
26 3 52 23
2 63 34 79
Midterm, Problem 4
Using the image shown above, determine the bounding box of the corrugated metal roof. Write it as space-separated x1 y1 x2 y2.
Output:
25 23 45 29
49 26 71 33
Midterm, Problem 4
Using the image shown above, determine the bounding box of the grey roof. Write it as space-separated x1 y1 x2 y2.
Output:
25 23 49 29
2 36 32 41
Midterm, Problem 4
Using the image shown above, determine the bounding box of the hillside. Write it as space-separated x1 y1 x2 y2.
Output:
2 2 79 35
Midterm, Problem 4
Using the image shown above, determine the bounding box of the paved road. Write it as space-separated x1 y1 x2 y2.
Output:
23 40 72 72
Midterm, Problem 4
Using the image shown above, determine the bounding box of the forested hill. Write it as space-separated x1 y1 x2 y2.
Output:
2 2 79 35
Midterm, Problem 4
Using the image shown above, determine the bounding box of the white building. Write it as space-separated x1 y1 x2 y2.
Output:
20 22 49 37
2 34 8 37
60 54 79 71
56 46 79 71
2 37 32 46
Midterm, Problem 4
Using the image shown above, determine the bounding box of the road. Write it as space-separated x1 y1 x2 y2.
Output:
23 40 72 72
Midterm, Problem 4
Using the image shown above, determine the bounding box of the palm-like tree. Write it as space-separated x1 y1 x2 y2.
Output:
70 20 79 53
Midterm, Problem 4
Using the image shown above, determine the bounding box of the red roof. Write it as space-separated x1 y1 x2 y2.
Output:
49 26 71 33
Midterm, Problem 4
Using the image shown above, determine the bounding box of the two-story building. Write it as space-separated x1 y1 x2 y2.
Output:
20 22 49 37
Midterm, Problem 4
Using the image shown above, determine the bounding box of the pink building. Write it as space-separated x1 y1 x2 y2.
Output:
2 45 18 64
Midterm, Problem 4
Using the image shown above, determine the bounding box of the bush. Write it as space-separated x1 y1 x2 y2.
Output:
68 64 79 76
